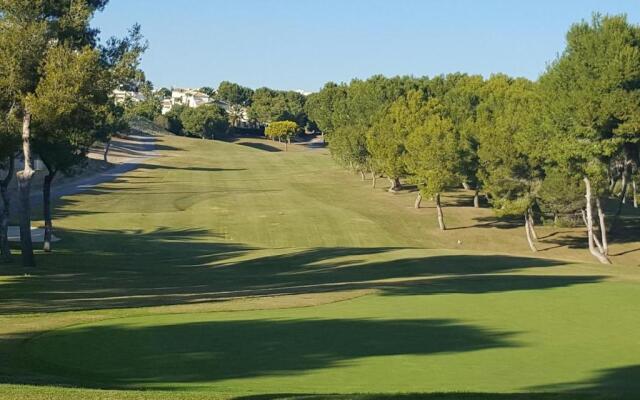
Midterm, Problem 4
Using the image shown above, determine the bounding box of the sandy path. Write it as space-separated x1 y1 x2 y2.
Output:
6 133 157 242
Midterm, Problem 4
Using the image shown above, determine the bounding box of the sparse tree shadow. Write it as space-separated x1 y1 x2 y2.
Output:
237 142 283 152
138 163 247 172
0 227 605 314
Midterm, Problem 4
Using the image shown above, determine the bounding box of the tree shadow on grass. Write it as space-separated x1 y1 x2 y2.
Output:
236 394 617 400
26 317 517 389
108 141 180 155
237 141 283 152
448 214 639 254
529 364 640 397
138 163 248 172
0 227 605 314
379 274 602 296
231 363 640 399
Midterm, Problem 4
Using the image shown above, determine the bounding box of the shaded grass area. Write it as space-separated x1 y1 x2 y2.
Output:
18 281 640 395
0 225 606 314
1 129 640 398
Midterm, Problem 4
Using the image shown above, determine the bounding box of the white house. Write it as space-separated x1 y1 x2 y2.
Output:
112 89 145 105
161 98 173 115
160 87 257 128
162 88 211 114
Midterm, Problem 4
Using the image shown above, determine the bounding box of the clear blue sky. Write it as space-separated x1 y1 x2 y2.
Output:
92 0 640 92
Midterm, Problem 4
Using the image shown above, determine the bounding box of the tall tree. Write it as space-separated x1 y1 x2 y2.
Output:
216 81 253 105
28 44 106 252
404 98 462 230
368 90 429 192
0 0 143 265
0 0 49 266
123 82 161 121
98 23 148 162
0 101 19 262
331 75 424 187
540 14 640 263
304 82 348 135
476 75 543 251
437 74 484 206
180 104 229 139
249 88 307 126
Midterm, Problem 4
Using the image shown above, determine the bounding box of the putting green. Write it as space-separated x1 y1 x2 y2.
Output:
26 280 640 395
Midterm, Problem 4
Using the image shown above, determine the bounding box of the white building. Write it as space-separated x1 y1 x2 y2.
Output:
112 89 145 104
160 87 257 128
161 98 173 115
162 88 211 114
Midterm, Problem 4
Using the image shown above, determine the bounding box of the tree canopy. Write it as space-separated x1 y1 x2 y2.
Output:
180 104 229 139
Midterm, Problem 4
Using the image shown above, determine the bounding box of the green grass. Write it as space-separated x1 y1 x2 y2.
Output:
1 128 640 399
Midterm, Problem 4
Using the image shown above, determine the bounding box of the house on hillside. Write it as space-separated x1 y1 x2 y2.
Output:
161 98 173 115
161 88 211 114
160 88 258 129
112 89 145 105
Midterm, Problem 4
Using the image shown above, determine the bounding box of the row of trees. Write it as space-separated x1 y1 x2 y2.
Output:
0 0 146 266
264 121 299 151
159 104 228 139
304 14 640 264
200 81 308 128
152 81 310 135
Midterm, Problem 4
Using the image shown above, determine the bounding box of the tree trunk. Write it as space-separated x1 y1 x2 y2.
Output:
0 155 14 262
524 213 537 252
620 172 628 204
387 177 401 193
103 139 111 163
414 193 422 209
633 180 638 208
284 140 288 152
371 169 376 189
462 181 470 190
583 177 611 264
527 209 538 241
42 170 56 253
595 197 608 256
581 208 604 254
609 176 618 193
360 170 365 181
435 193 445 231
609 173 629 233
17 111 35 267
473 188 480 208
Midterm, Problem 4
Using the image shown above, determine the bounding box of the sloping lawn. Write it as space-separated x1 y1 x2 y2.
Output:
1 130 639 399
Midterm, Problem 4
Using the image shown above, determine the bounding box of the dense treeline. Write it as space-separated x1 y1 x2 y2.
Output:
153 81 308 137
2 7 638 267
159 104 229 139
0 0 146 266
304 15 640 264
